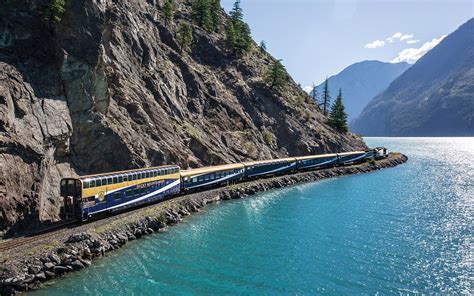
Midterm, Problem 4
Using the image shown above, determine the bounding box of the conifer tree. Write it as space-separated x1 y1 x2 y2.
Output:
265 59 287 90
192 0 213 31
225 20 236 49
176 23 193 53
210 0 221 32
163 0 176 26
43 0 66 24
259 40 267 53
321 77 331 115
311 83 318 102
226 0 252 55
328 88 348 132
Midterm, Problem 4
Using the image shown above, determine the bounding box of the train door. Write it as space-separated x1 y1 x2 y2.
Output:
60 179 82 220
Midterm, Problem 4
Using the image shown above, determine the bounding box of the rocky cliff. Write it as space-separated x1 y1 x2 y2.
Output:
0 0 365 235
352 18 474 136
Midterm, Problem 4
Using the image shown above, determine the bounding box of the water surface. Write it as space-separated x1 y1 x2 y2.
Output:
34 138 473 295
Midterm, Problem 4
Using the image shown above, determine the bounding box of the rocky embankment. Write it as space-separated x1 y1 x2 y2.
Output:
0 153 407 295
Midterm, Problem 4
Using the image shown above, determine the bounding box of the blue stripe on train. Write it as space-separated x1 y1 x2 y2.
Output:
81 178 180 217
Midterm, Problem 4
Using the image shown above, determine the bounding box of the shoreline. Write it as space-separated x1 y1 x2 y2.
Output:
0 153 408 295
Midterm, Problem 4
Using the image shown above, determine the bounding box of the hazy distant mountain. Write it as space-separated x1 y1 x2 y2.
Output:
312 60 410 122
352 18 474 136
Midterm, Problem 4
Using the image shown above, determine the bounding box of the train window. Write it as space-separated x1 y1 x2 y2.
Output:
96 179 101 187
113 177 118 184
154 171 158 177
145 172 149 178
83 181 89 189
87 196 95 202
118 176 123 183
114 192 121 200
132 174 137 181
108 177 113 185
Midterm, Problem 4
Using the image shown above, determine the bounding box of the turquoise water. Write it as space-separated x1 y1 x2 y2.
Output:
34 138 473 295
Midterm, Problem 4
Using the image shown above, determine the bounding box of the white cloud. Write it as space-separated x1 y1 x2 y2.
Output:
400 34 413 41
365 40 385 49
303 86 313 93
384 32 419 44
391 35 447 64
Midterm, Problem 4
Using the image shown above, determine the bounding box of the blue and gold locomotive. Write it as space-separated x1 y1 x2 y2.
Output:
61 148 387 221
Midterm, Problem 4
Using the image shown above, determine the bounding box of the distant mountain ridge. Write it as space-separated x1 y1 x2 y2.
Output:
351 18 474 136
312 60 410 122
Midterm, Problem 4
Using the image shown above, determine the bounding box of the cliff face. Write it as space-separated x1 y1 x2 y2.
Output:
0 0 365 235
352 19 474 136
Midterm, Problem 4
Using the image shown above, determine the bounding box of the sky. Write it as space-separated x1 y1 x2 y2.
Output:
221 0 474 90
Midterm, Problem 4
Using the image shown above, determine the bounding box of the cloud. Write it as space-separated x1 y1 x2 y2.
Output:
365 40 385 49
391 35 447 64
385 32 419 44
386 32 402 43
303 86 313 93
406 39 420 44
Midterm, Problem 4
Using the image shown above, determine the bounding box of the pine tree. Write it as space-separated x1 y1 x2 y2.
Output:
43 0 66 24
192 0 213 31
328 88 348 133
265 60 287 90
226 0 252 55
163 0 176 26
225 20 236 49
321 77 331 115
259 40 267 53
311 83 318 102
176 23 193 53
210 0 221 32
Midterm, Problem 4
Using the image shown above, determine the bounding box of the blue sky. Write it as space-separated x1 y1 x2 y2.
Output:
221 0 474 90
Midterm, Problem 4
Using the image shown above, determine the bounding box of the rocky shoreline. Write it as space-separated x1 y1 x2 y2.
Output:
0 153 407 295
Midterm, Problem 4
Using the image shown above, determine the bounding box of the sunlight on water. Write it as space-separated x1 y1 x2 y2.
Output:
33 138 473 295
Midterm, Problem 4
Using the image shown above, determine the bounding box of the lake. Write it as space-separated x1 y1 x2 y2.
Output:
33 138 473 295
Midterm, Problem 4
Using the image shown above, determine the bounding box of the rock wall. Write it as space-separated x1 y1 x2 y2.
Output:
0 0 366 234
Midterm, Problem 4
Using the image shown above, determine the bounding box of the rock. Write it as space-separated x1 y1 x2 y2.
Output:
34 272 47 281
66 232 91 243
43 262 55 270
28 265 42 275
53 266 68 274
49 254 61 265
79 259 92 267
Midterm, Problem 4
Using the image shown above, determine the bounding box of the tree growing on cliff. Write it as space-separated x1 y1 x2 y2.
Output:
210 0 221 32
265 60 287 90
320 77 331 115
163 0 176 26
176 23 193 53
311 83 318 102
42 0 66 24
225 0 252 55
259 40 267 53
328 89 348 132
192 0 212 31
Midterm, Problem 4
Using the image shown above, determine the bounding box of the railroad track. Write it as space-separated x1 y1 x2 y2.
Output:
0 220 77 253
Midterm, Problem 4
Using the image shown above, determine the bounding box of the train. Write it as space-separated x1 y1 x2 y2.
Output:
60 147 388 221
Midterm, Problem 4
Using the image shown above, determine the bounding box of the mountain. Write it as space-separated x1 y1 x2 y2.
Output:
0 0 365 235
352 18 474 136
312 60 410 122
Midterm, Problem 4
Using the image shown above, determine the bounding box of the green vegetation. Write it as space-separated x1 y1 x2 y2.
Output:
328 88 348 133
176 23 193 53
163 0 176 26
192 0 221 31
320 77 331 115
43 0 66 24
368 158 376 166
259 40 267 53
225 0 252 55
264 60 287 90
263 131 274 145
